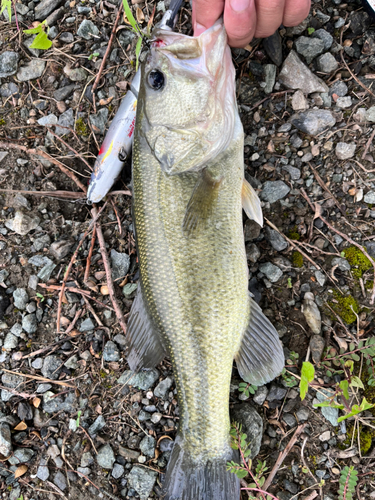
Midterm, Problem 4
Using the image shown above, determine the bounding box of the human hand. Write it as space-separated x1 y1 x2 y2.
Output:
193 0 311 48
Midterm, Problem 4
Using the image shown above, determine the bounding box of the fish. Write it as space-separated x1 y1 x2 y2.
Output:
126 20 284 500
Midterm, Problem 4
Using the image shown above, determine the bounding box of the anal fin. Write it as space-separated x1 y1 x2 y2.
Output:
126 283 166 372
235 296 284 386
182 169 222 235
242 178 263 227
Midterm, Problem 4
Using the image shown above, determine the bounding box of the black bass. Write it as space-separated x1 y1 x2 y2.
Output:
126 21 284 500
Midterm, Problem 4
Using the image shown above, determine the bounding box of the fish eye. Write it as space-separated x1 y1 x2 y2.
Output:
148 69 165 90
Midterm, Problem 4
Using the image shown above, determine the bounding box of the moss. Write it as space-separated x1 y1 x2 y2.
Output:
75 117 89 137
365 280 374 290
341 423 374 455
288 226 300 240
328 290 359 324
0 118 6 126
291 251 304 268
343 246 372 279
100 369 107 378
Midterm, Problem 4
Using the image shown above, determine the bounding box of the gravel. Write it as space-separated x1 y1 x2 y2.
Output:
335 142 356 160
96 444 116 469
231 404 263 459
41 355 62 380
295 36 325 64
127 466 158 500
279 50 328 93
260 181 290 203
103 340 120 362
291 109 336 135
154 377 173 399
0 51 19 78
259 262 283 283
117 369 160 390
17 60 46 81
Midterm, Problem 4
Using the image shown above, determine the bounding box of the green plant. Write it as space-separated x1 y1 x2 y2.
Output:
88 51 100 61
122 0 150 70
238 382 258 398
23 21 52 50
76 410 82 427
300 361 315 401
280 368 298 387
227 422 278 500
338 466 358 500
36 292 45 302
343 245 372 279
307 27 315 35
328 291 359 324
0 0 11 20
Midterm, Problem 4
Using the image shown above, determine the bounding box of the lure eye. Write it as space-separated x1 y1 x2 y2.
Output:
148 69 165 90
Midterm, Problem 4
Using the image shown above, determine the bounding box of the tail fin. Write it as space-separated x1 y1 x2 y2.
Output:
162 437 240 500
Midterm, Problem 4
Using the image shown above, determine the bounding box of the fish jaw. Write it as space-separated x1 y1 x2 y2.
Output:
141 21 237 175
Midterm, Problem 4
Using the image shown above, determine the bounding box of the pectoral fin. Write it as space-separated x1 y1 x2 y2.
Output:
126 283 166 372
242 179 263 227
235 296 284 386
182 169 222 235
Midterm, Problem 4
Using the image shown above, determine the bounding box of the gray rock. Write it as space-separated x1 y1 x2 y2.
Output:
336 142 356 160
0 423 12 457
33 234 51 251
282 413 297 427
54 470 67 491
42 355 62 380
42 391 76 413
13 288 29 310
77 20 99 40
265 227 288 252
252 386 268 405
118 446 141 460
331 257 350 271
38 113 58 127
291 109 336 136
122 282 137 299
3 333 18 351
103 341 120 362
316 10 330 24
282 165 301 180
10 323 22 337
231 404 263 459
32 358 44 370
55 108 74 136
365 106 375 123
364 191 375 204
0 82 18 98
117 369 160 390
259 262 283 283
38 262 56 281
246 243 260 263
310 335 325 363
284 480 299 494
260 180 290 204
36 458 50 481
89 108 108 135
64 355 79 370
53 85 75 101
267 385 287 401
316 390 338 426
114 334 127 347
279 50 328 94
35 0 64 19
59 32 74 44
63 65 87 82
127 466 157 500
81 451 94 467
0 270 8 284
316 53 338 73
29 256 54 268
17 59 46 81
296 407 309 421
88 415 106 435
22 314 38 334
336 96 352 109
96 444 115 469
264 64 276 94
49 240 74 261
140 435 156 457
8 447 34 464
151 412 162 424
312 29 333 51
329 81 348 97
112 463 125 478
0 51 19 78
5 211 40 235
291 90 308 111
154 377 173 399
36 383 53 393
295 36 325 64
79 317 95 332
110 249 130 281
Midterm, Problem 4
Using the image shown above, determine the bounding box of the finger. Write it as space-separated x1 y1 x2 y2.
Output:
193 0 225 36
283 0 311 27
254 0 285 39
223 0 257 48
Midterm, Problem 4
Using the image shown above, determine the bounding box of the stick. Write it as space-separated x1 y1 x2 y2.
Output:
0 141 87 194
84 226 97 283
262 424 306 491
0 189 86 200
1 369 76 388
56 202 108 332
39 283 114 310
361 127 375 160
92 2 123 94
92 206 127 336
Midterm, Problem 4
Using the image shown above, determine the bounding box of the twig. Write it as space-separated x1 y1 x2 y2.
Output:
0 141 87 193
262 424 306 491
45 481 68 499
91 206 127 336
82 294 103 327
1 369 75 388
361 127 375 160
84 226 97 283
79 425 98 454
56 202 108 332
39 283 114 311
0 189 86 200
340 51 375 100
46 126 93 172
92 1 124 94
0 386 36 399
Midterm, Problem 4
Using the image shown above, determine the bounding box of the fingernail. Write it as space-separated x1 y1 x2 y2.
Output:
230 0 250 12
194 22 206 35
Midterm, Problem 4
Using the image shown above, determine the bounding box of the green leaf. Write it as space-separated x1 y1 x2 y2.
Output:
301 361 315 381
307 27 315 35
314 401 344 409
135 35 142 71
326 370 333 377
300 378 308 401
236 469 248 479
76 410 82 427
122 0 140 34
23 25 42 35
351 376 364 389
30 30 52 50
340 379 350 400
0 0 12 21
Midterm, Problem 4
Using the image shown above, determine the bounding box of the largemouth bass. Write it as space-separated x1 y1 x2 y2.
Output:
127 21 284 500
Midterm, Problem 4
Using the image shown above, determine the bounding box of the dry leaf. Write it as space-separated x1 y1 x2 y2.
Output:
333 334 347 351
60 316 71 326
33 397 41 408
95 271 106 280
267 140 275 153
14 421 27 431
85 279 99 293
95 404 103 414
100 285 109 295
116 81 128 91
136 6 144 22
15 465 28 478
90 344 100 358
99 96 114 106
108 362 120 371
68 329 81 337
12 352 23 361
19 256 28 266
